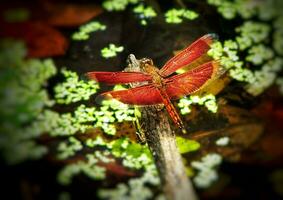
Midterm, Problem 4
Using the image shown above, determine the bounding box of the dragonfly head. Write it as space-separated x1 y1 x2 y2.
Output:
140 58 154 72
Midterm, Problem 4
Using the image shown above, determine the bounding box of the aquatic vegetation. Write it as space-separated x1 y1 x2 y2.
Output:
101 44 124 58
58 136 155 187
98 164 160 200
72 21 106 40
191 153 222 188
215 137 230 146
246 44 274 65
47 110 89 137
58 153 106 185
54 69 99 104
101 86 136 122
54 77 135 135
178 94 218 115
102 0 139 11
208 23 282 96
103 0 198 25
176 136 200 154
165 8 199 24
0 39 56 164
207 0 256 19
245 58 283 95
206 0 283 97
108 137 153 169
86 136 153 169
48 103 132 137
207 0 280 20
133 4 157 25
235 21 270 50
57 137 83 160
97 100 135 135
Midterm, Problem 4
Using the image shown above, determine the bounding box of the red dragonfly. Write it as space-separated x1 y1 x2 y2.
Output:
86 34 224 129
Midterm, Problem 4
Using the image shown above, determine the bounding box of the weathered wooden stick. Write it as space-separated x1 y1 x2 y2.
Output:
125 54 198 200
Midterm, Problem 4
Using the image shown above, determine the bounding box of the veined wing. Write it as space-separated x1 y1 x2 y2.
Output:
86 71 152 85
164 61 224 100
159 34 218 77
100 84 163 105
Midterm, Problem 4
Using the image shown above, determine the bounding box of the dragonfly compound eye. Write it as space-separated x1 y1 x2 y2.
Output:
140 58 153 66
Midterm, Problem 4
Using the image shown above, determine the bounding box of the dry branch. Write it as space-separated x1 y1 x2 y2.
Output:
125 54 198 200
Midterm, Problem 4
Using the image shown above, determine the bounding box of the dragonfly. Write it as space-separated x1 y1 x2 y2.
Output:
86 34 224 129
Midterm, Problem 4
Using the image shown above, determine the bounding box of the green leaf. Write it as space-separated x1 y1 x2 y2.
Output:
176 136 200 154
72 21 106 41
101 44 124 58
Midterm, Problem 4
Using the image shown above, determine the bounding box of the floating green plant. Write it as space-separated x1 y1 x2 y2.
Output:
133 4 157 25
85 136 153 169
0 39 56 164
103 0 139 11
176 136 200 154
58 153 106 185
72 21 106 41
191 153 222 188
178 94 218 115
98 164 160 200
206 0 283 96
235 21 270 50
54 78 135 136
101 44 124 58
54 69 99 104
245 57 283 96
207 0 279 20
208 22 282 96
165 8 199 24
57 135 155 188
57 137 83 160
47 111 89 137
246 44 274 65
207 0 254 19
215 137 230 146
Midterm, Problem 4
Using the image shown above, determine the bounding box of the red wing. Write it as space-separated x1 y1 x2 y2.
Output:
100 84 163 105
165 61 224 100
86 71 152 85
159 34 218 77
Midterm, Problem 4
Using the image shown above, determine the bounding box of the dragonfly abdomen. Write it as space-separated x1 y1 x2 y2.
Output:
159 89 184 129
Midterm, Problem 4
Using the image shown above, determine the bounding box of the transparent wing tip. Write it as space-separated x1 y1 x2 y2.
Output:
85 72 98 82
207 33 219 41
95 93 113 105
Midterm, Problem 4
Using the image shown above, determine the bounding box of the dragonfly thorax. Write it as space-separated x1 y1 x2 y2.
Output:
140 58 164 86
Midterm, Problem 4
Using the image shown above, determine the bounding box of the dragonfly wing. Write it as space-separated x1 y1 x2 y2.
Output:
86 71 152 85
159 34 218 77
165 61 224 99
100 84 163 105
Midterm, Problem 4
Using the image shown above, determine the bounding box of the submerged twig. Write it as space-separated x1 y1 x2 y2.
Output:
125 54 198 200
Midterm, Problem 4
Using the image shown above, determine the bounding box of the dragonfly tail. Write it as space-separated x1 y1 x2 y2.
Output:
159 89 185 130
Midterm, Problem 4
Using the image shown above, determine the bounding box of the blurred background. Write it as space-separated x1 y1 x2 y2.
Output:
0 0 283 199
